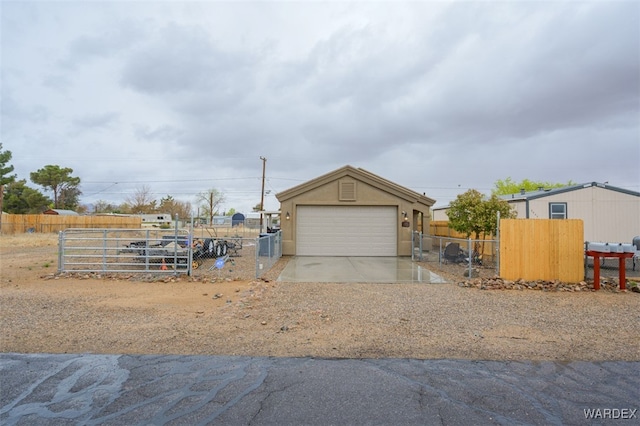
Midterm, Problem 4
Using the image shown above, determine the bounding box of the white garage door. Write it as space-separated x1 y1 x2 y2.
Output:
296 206 397 256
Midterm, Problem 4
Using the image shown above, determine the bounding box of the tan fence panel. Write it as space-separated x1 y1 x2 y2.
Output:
1 214 142 234
500 219 584 282
429 221 468 238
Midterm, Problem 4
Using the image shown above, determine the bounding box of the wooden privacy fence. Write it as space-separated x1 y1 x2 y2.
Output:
499 219 584 283
430 221 468 239
0 214 142 234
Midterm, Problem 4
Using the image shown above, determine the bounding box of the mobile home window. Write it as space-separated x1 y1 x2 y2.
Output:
549 203 567 219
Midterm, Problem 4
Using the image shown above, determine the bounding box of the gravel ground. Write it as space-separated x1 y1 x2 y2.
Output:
1 233 639 361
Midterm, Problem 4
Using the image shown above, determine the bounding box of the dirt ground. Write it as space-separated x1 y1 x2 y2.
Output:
1 233 639 361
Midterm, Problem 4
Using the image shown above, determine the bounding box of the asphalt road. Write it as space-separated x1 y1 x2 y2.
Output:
1 353 638 425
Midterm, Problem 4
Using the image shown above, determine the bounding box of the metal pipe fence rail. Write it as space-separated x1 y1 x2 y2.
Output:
58 229 283 279
58 228 192 275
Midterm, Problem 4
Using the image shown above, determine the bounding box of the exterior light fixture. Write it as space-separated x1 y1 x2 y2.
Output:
286 211 290 220
401 211 410 227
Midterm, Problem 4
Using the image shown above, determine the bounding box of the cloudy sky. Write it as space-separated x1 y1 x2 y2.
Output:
2 0 639 214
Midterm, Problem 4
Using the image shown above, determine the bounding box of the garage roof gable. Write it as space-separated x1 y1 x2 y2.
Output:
276 165 435 206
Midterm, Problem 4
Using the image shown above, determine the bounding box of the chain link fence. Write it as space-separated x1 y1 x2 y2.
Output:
411 231 424 261
255 232 283 279
419 235 500 276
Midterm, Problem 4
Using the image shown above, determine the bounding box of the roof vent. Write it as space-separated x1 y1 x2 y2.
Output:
339 181 356 201
520 188 525 195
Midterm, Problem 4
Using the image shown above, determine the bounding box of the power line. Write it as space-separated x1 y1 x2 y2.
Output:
83 177 262 184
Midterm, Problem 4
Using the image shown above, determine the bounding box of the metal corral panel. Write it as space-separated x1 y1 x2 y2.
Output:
296 206 397 256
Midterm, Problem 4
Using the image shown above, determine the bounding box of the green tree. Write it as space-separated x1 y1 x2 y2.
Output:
492 177 575 195
480 194 517 236
159 195 192 219
226 207 236 216
447 189 486 239
3 179 52 214
0 143 17 231
59 186 82 210
0 143 16 188
30 165 81 209
448 189 516 262
448 189 516 239
196 188 225 225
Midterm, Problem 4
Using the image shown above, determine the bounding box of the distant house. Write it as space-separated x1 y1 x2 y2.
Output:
244 213 262 229
433 182 640 243
431 207 450 222
212 216 232 226
43 209 79 216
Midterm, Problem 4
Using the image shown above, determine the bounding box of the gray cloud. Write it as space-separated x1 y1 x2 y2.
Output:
120 24 256 114
133 124 184 142
0 84 50 133
1 1 638 212
60 19 146 69
42 74 73 91
72 112 119 129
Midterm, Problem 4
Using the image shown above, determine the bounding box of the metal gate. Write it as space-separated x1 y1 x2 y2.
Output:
58 228 194 274
58 228 283 279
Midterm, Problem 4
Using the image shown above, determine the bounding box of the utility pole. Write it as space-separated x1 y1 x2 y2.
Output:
260 156 266 232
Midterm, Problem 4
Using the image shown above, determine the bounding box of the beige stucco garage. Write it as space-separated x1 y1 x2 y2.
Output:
276 165 435 256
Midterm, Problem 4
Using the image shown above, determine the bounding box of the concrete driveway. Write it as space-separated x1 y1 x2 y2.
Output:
277 256 445 283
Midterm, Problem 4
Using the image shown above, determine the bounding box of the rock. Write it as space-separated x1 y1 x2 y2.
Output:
463 269 479 278
455 276 623 293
